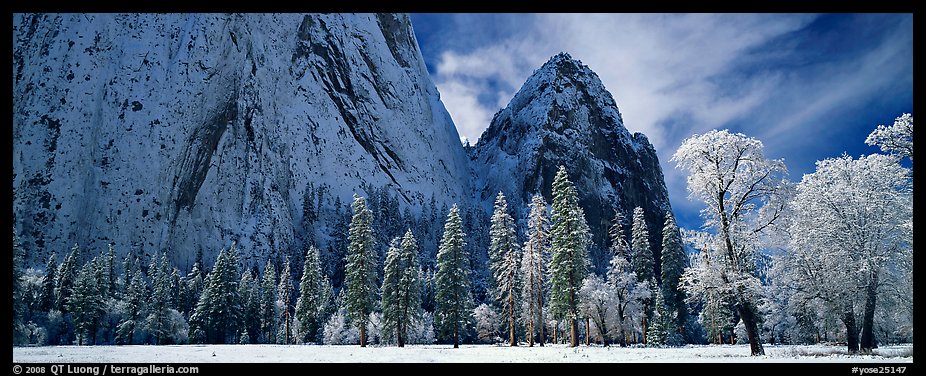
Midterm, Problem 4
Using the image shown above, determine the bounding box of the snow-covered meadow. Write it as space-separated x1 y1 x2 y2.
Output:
13 344 912 363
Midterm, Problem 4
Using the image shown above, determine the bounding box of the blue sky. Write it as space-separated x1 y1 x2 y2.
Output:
410 13 913 231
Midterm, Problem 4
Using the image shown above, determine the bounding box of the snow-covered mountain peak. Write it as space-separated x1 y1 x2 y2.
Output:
474 52 671 275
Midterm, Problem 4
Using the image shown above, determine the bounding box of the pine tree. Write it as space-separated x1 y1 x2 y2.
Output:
521 194 550 347
55 244 80 313
295 245 332 344
631 207 654 284
237 269 260 344
381 230 423 347
116 266 145 345
646 289 670 347
660 211 687 343
105 244 116 298
549 166 591 347
435 204 473 348
488 192 521 346
180 261 204 318
631 207 655 343
69 256 105 345
277 258 293 344
344 194 378 347
188 244 242 344
147 253 172 345
39 253 58 313
259 260 278 343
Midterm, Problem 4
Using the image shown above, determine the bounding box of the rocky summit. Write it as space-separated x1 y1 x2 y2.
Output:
471 53 672 274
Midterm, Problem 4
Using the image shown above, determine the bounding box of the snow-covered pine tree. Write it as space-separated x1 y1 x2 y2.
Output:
105 244 116 298
55 244 80 314
660 211 688 344
521 194 550 347
631 207 656 345
237 269 260 344
344 194 378 347
295 245 332 344
116 266 145 345
488 192 521 346
381 229 423 347
435 204 473 348
39 253 58 313
179 257 204 318
68 256 105 345
646 288 670 347
188 244 242 344
146 253 172 345
549 166 591 347
276 258 294 344
259 260 278 343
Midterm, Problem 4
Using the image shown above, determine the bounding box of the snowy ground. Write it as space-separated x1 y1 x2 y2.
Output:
13 344 912 363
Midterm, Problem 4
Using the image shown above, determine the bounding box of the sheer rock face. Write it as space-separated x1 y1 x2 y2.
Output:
14 15 671 276
12 13 471 267
471 53 672 274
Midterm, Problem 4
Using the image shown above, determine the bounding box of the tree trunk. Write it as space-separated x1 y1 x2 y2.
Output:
359 322 366 347
860 271 879 354
571 318 578 347
844 308 859 355
586 317 591 346
736 301 765 355
397 322 404 348
509 287 516 346
642 316 647 346
453 319 459 348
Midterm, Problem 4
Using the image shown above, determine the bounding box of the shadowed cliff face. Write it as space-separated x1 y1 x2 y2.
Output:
472 53 673 275
12 13 471 268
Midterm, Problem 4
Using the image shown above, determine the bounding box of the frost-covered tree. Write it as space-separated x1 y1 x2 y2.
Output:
660 211 688 343
681 229 736 345
578 275 616 345
548 166 591 347
647 288 682 347
672 130 790 355
473 303 500 344
521 194 550 347
488 192 521 346
435 204 473 348
606 212 647 347
259 260 277 343
784 153 911 354
866 113 913 162
344 194 378 347
381 230 422 347
295 245 332 344
276 258 293 344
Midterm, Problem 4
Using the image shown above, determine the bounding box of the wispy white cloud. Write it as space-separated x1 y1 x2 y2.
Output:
420 13 912 228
